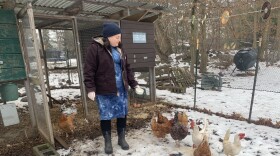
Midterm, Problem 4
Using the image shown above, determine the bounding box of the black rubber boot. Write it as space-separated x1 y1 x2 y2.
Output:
117 128 129 150
102 131 113 154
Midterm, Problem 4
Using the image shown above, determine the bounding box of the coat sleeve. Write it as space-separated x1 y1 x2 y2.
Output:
83 44 97 93
124 53 138 89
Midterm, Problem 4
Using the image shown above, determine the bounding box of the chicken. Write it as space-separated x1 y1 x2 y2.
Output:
223 129 245 156
177 111 188 127
193 135 212 156
192 118 209 148
170 112 189 147
58 113 75 137
151 112 172 138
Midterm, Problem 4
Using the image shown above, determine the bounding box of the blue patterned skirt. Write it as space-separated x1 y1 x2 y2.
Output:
96 91 128 120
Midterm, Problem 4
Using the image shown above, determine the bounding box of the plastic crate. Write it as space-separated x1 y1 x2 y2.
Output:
201 73 222 91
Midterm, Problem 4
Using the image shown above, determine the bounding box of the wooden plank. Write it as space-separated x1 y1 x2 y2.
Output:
123 43 154 49
0 24 19 38
122 28 154 34
124 48 155 54
131 67 149 72
0 9 17 24
0 39 21 54
121 11 148 21
121 20 154 28
127 53 155 59
127 57 155 63
0 68 26 83
54 134 70 149
129 62 155 68
0 54 25 68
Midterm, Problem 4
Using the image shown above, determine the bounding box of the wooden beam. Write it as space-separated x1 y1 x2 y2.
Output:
61 0 83 16
122 11 148 21
83 0 126 9
2 0 15 9
140 14 160 23
54 134 70 149
108 9 129 20
36 20 67 29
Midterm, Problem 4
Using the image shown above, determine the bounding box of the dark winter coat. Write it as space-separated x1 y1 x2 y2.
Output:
83 37 138 95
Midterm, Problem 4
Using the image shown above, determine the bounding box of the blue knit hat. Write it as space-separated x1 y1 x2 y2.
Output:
102 22 121 38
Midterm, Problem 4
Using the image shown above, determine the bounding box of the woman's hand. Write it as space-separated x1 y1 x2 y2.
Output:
87 92 95 101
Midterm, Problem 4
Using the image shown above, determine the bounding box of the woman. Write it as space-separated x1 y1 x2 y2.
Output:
83 22 143 154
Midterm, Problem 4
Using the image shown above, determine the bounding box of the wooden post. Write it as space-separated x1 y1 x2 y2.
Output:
72 17 88 117
149 67 156 102
38 29 52 108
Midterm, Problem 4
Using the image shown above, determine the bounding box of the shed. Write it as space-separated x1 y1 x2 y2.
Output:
0 0 168 146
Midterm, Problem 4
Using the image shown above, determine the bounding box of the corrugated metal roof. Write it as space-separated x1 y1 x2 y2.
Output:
95 0 121 4
2 0 168 17
34 0 76 9
97 6 123 14
83 3 104 12
1 0 168 30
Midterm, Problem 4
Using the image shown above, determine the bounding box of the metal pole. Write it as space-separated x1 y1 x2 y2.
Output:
249 37 262 123
38 29 52 108
72 17 88 117
194 39 199 108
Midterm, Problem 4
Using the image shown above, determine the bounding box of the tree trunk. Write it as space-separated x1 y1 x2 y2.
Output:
154 19 173 63
200 2 207 73
190 0 198 74
252 13 258 49
276 12 280 62
259 16 271 61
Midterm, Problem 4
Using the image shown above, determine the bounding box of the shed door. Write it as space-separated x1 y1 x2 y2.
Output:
18 3 54 145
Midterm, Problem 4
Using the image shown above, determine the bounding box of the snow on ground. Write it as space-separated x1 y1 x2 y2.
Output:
57 108 280 156
5 58 280 155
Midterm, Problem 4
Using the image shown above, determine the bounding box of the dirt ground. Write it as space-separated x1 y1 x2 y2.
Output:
0 98 172 156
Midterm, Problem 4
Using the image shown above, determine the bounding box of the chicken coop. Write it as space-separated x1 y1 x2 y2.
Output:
0 0 168 153
78 20 157 102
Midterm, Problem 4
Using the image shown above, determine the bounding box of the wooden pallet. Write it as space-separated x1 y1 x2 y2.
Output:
156 66 194 93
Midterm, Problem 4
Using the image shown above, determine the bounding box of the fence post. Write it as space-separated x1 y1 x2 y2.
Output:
249 37 262 123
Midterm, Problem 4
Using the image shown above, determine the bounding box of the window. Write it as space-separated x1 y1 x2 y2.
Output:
132 32 147 43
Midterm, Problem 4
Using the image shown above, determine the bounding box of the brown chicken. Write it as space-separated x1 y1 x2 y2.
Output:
151 112 172 138
170 112 189 147
193 135 212 156
58 113 75 137
177 111 188 127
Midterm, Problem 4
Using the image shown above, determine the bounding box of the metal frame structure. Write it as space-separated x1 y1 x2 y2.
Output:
0 0 168 146
17 3 54 144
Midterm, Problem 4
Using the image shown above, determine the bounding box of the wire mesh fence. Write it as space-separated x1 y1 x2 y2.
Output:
190 15 280 126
